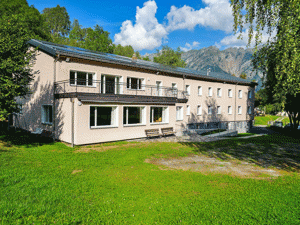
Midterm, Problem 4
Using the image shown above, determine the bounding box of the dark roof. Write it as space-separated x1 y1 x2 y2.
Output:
28 39 255 86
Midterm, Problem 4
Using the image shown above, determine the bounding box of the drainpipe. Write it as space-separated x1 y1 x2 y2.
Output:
53 54 59 141
234 81 239 131
71 98 74 147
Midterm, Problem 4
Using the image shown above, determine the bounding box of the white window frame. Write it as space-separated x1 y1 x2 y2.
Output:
228 106 232 115
70 70 96 87
176 106 183 121
123 106 146 126
156 81 162 96
208 106 212 115
217 88 222 97
238 90 243 98
198 86 202 96
101 74 122 95
127 77 145 90
238 106 242 114
217 106 221 115
150 106 169 124
208 87 212 97
41 105 53 125
228 89 232 98
186 105 190 116
197 105 202 115
90 106 119 128
172 83 178 96
185 85 190 96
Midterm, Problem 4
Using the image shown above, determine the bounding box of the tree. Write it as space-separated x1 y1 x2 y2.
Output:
240 73 247 79
0 0 49 120
42 5 71 41
69 19 86 48
83 25 114 53
153 46 186 68
231 0 300 128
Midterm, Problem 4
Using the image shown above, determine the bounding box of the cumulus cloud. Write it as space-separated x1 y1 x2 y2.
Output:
166 0 233 33
114 1 168 51
180 41 200 52
219 29 276 48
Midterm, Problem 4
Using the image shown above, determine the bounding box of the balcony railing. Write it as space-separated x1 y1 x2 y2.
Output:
55 79 187 99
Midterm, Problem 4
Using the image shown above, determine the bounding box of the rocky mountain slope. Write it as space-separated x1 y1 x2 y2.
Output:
181 46 263 89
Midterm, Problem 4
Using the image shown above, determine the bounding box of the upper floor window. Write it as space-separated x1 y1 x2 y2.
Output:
127 77 144 90
185 85 190 96
248 106 252 114
217 106 221 114
208 106 212 115
186 105 190 115
238 106 242 114
248 90 252 99
217 88 222 97
172 83 178 96
197 105 202 115
208 87 212 97
70 71 95 86
228 89 232 98
228 106 232 115
198 86 202 96
238 90 242 98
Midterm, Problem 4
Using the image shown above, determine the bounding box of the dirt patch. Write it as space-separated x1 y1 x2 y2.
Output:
71 170 82 174
146 155 284 179
74 142 147 153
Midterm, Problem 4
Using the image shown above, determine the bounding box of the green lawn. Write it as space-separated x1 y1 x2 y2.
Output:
254 115 280 125
1 130 300 224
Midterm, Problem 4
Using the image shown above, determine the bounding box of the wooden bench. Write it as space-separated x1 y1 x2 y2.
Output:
161 127 176 136
145 129 162 138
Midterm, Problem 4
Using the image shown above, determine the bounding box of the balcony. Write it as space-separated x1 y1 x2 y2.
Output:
54 79 188 104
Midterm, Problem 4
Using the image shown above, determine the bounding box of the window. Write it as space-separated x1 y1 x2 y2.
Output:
172 83 178 96
90 106 118 128
127 77 144 90
228 89 232 97
248 106 252 114
208 87 212 97
238 90 242 98
176 106 183 121
197 105 202 115
101 75 121 94
238 106 242 114
186 105 190 115
123 106 145 125
228 106 232 115
42 105 52 124
248 90 252 99
16 104 23 114
156 81 162 96
70 71 95 86
217 88 222 97
185 85 190 96
150 107 169 123
198 86 202 96
217 106 221 114
208 106 212 115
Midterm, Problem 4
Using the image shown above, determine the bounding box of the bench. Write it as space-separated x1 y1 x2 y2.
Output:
161 127 176 136
145 129 162 138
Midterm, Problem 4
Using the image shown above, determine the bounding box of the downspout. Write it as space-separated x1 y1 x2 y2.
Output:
234 81 239 131
53 54 59 141
71 98 74 147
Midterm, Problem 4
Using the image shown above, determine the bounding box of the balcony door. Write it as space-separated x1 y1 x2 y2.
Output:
101 75 121 94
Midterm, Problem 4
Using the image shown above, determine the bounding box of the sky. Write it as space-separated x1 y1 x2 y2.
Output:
27 0 270 55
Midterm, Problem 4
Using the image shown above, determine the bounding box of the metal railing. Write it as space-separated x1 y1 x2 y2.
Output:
55 79 187 99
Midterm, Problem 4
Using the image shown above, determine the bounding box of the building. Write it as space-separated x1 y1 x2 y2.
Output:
14 39 256 145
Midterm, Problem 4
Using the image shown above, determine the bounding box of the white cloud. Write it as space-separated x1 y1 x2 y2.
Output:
219 29 276 48
114 1 168 51
166 0 233 33
180 41 200 52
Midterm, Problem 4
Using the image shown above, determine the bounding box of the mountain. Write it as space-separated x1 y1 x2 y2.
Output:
181 46 263 90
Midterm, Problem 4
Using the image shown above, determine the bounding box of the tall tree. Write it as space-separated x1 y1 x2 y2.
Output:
42 5 71 42
83 25 114 53
153 46 186 68
0 0 49 120
69 19 86 48
231 0 300 128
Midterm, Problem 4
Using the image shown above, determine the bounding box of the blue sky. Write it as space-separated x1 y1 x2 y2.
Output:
27 0 260 55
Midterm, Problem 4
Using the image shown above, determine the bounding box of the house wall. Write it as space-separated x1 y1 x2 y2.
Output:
15 49 55 133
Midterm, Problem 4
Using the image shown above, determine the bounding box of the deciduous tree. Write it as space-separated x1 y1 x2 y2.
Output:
153 46 186 68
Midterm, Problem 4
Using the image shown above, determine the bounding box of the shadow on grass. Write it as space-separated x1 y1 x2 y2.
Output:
180 133 300 172
0 128 54 148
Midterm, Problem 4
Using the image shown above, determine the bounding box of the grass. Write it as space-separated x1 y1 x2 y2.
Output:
254 115 280 125
1 130 300 224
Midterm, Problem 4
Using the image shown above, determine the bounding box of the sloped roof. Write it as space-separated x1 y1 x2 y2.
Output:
28 39 255 86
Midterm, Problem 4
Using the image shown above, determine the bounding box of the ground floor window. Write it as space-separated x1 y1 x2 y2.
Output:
123 106 145 125
90 106 118 127
42 105 52 124
150 107 168 123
